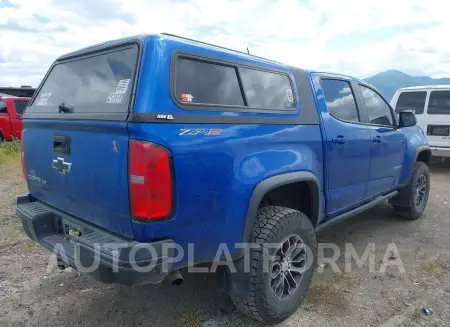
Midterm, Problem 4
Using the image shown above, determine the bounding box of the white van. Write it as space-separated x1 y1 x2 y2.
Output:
391 85 450 158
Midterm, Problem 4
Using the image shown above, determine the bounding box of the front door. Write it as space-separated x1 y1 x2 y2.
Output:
358 85 406 198
313 76 372 215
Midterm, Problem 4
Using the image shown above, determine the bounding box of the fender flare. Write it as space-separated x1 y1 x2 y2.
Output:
224 171 321 300
414 145 431 162
241 171 321 245
399 145 431 188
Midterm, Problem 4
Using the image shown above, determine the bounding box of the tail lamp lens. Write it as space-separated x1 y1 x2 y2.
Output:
129 140 173 220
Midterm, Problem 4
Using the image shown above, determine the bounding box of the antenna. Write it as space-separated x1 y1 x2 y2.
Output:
161 33 281 64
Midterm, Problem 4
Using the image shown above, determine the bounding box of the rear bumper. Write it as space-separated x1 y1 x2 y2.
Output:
16 195 175 286
430 147 450 158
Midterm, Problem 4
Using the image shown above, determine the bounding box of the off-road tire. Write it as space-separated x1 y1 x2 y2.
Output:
393 161 430 220
231 206 317 325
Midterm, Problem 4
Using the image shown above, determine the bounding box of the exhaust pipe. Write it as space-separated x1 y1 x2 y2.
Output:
167 270 184 286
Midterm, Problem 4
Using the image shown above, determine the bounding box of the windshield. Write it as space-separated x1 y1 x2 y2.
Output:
27 45 138 115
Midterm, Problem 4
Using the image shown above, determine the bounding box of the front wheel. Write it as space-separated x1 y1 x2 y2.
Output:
393 161 430 220
231 206 317 325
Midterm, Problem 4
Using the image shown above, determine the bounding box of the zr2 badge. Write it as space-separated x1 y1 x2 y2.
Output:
179 128 222 136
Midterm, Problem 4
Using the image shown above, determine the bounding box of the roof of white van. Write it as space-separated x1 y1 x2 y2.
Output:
399 85 450 91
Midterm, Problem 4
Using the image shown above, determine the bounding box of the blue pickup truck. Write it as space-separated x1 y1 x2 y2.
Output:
17 34 431 324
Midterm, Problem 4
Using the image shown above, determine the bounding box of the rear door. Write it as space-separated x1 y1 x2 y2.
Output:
10 99 29 138
314 77 372 215
358 85 406 198
23 44 139 238
424 90 450 148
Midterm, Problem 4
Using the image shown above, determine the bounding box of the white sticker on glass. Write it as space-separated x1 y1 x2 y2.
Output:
106 93 123 104
115 79 130 94
36 92 52 106
106 79 131 104
286 89 294 106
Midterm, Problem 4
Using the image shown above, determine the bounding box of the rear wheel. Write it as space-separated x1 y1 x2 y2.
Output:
393 161 430 220
231 206 317 325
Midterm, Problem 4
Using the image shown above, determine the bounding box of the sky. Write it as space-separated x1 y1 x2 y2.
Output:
0 0 449 87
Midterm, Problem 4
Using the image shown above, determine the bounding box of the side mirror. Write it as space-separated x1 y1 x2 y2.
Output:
398 110 417 128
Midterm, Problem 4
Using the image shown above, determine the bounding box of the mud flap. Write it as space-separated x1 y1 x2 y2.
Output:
217 256 251 300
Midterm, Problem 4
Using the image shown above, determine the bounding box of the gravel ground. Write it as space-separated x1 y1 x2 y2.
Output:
0 161 449 327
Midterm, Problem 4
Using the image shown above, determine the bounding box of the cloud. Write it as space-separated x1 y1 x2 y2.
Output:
58 0 135 24
0 0 448 87
0 20 39 33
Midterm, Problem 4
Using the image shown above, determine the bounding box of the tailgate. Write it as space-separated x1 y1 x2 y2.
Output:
23 121 133 238
22 44 139 238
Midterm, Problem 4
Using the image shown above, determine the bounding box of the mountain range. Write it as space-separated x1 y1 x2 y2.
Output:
364 70 450 101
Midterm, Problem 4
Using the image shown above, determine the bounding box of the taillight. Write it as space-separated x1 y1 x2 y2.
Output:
129 140 174 220
20 131 27 181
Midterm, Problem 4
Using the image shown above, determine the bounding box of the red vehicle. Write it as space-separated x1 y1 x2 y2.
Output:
0 95 30 143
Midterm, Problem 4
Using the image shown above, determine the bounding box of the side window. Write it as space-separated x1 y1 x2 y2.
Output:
395 91 427 114
13 100 29 114
175 58 244 106
360 85 394 126
239 68 296 110
428 91 450 115
320 79 360 123
0 100 6 113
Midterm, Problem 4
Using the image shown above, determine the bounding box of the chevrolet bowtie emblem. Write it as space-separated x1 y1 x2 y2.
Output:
52 157 72 174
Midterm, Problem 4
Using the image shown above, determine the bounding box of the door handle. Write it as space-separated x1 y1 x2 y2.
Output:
332 136 347 144
372 136 384 143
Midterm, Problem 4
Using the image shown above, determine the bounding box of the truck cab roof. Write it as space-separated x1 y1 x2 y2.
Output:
57 33 368 85
57 33 375 94
59 33 286 67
